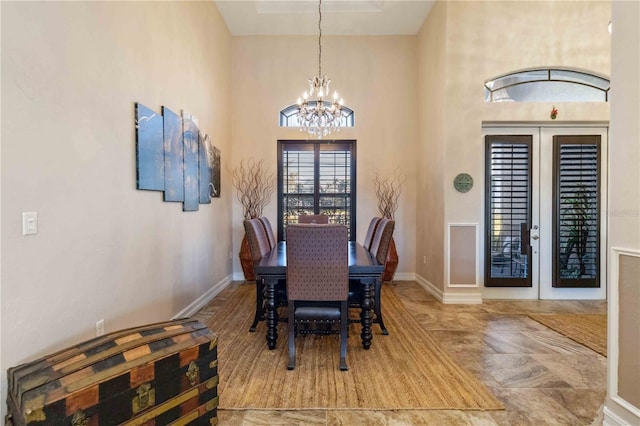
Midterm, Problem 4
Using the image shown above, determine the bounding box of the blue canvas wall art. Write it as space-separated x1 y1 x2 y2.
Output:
182 112 200 212
135 102 221 211
162 106 184 202
212 145 221 199
199 132 213 203
135 103 164 191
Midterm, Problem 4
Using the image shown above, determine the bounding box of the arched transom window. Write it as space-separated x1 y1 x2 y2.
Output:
485 68 610 103
280 102 355 128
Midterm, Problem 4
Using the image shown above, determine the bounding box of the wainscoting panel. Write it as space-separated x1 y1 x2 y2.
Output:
608 248 640 423
448 223 478 288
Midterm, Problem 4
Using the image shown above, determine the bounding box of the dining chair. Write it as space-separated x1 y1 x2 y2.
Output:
244 218 275 332
286 224 349 371
258 216 277 249
363 217 382 251
350 218 395 335
298 214 329 224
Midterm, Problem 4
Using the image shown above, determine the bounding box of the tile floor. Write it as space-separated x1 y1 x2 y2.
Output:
196 281 607 425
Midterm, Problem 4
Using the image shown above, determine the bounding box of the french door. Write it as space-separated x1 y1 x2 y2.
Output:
483 127 607 300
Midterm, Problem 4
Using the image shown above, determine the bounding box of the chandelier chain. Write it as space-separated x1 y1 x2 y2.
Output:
296 0 344 138
318 0 322 78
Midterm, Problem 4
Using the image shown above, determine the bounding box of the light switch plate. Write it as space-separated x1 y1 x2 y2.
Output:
22 212 38 235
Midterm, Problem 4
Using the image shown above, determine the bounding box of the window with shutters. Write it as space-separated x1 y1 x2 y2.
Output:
553 136 601 287
277 140 356 241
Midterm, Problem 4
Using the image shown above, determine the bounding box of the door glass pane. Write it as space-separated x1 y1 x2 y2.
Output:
553 136 600 288
485 136 532 287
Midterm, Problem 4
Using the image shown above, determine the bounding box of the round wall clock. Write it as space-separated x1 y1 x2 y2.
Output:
453 173 473 193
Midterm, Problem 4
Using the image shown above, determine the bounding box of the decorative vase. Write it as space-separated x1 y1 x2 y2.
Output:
239 234 256 281
382 237 398 282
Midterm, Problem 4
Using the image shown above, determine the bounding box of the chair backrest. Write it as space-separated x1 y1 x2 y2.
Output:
363 217 382 251
286 224 348 301
369 218 395 265
258 216 277 249
298 214 329 224
243 218 272 263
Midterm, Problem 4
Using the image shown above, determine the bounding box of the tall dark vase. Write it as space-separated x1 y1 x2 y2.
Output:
239 234 256 281
382 237 398 282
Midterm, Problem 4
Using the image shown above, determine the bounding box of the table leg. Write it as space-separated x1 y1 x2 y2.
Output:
360 278 374 350
265 278 278 349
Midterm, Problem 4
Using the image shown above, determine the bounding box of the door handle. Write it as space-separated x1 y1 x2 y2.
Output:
531 235 539 240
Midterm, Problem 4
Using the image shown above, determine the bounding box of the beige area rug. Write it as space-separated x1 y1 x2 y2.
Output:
528 313 607 357
204 284 504 411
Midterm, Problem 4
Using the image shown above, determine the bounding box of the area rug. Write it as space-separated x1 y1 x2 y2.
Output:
203 283 503 411
528 313 607 357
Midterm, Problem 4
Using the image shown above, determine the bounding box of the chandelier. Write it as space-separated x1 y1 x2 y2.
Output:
296 0 344 138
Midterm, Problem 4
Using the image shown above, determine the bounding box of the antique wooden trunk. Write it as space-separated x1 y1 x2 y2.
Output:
5 318 218 426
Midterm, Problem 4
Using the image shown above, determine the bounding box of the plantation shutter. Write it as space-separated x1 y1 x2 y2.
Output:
485 135 532 287
553 136 600 288
278 141 356 240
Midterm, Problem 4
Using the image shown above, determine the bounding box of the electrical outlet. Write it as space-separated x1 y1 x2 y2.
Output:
96 319 105 337
423 255 427 264
229 250 233 260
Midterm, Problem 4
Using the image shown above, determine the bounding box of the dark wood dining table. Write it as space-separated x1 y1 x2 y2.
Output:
254 241 384 350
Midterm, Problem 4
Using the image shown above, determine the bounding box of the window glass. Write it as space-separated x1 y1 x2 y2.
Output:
485 68 610 103
278 141 356 240
280 102 355 127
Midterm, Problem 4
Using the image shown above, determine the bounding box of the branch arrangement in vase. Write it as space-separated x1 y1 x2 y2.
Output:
374 168 405 219
231 158 275 219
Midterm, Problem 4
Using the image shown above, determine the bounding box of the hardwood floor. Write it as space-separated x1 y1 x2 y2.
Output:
196 281 607 425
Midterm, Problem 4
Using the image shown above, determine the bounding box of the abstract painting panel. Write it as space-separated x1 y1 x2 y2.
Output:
199 132 213 203
135 103 164 191
212 145 221 198
162 106 184 202
182 112 200 211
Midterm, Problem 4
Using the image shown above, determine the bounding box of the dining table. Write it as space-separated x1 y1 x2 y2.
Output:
254 241 384 350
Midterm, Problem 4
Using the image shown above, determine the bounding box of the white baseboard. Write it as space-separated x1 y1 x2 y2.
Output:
389 272 415 282
415 273 482 304
414 274 444 302
603 404 638 426
173 274 233 319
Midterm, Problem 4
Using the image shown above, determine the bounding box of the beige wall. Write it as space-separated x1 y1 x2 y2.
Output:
607 1 640 423
1 1 232 412
230 35 418 275
416 1 447 291
416 0 610 296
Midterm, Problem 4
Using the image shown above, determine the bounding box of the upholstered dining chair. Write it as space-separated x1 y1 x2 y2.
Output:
363 217 382 251
349 218 395 335
298 214 329 224
286 224 349 371
244 218 275 332
258 217 277 249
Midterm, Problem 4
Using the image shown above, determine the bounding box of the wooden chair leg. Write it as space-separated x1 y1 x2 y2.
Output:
374 279 388 335
249 279 265 332
287 301 296 370
340 300 348 371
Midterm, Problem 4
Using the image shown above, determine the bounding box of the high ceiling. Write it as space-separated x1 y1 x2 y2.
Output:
214 0 436 36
